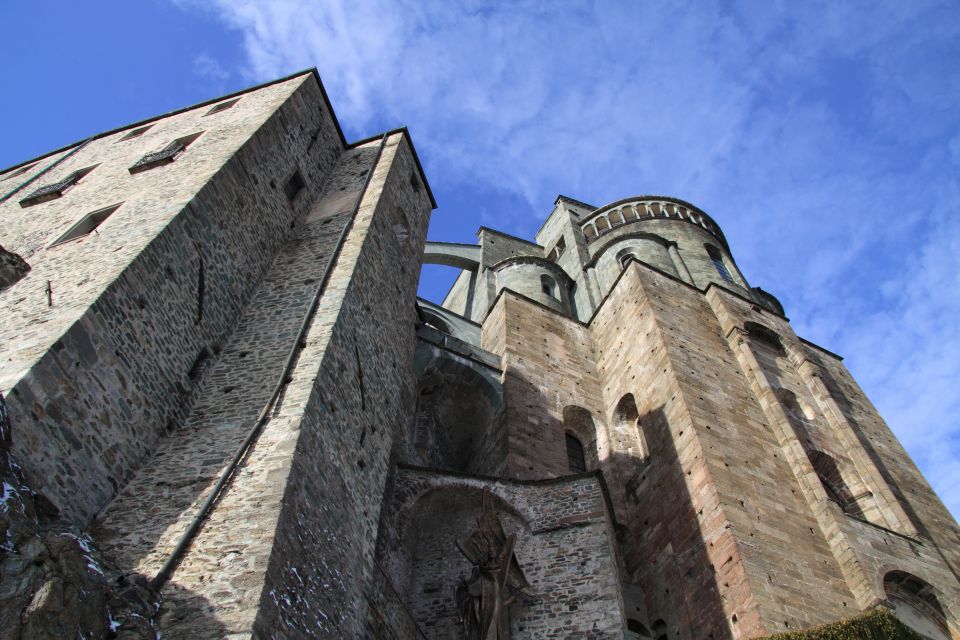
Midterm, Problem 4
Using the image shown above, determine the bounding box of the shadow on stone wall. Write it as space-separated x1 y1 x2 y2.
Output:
614 406 734 640
810 354 928 538
1 393 229 640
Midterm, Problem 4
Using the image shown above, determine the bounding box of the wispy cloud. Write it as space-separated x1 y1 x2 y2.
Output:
175 0 960 517
193 52 231 85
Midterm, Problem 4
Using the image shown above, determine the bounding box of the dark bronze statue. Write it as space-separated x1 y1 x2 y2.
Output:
454 490 532 640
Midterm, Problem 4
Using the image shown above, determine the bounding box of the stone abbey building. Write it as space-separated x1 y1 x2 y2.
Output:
0 70 958 639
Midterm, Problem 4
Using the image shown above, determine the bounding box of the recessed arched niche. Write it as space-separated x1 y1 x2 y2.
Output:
883 571 952 640
563 405 601 473
407 351 505 475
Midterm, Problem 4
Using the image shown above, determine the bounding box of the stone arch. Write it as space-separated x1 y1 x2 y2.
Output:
774 387 887 526
409 352 505 475
395 486 531 638
745 321 786 357
617 247 639 270
774 387 816 423
614 393 649 461
807 450 868 520
563 405 602 472
883 570 952 640
540 273 558 299
420 309 451 335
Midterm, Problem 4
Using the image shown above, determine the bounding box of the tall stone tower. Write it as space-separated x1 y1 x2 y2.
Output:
417 195 960 639
0 70 957 639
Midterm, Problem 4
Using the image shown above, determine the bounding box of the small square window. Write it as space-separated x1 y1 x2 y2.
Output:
118 125 154 142
204 98 241 116
19 166 97 207
129 132 203 174
284 170 306 202
50 203 122 246
3 162 38 181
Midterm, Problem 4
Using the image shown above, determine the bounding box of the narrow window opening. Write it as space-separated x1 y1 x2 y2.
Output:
118 125 153 142
808 450 865 519
615 393 648 461
19 165 97 207
284 170 306 202
204 98 241 116
705 244 734 284
129 132 203 174
566 433 586 473
50 203 121 246
745 322 786 356
541 274 558 298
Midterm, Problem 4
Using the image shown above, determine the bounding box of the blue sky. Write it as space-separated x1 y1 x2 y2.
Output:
2 1 958 519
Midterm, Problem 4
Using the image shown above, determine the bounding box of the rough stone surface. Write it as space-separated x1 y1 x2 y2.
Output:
1 67 958 640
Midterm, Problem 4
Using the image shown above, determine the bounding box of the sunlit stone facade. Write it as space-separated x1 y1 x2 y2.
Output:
0 69 957 639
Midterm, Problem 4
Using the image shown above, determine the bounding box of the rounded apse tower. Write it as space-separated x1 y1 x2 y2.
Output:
536 195 784 321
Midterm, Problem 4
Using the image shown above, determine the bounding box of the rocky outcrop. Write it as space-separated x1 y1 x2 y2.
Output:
0 244 29 291
0 394 159 639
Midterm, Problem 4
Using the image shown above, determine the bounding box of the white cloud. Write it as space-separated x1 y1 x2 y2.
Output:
193 52 230 84
175 0 960 517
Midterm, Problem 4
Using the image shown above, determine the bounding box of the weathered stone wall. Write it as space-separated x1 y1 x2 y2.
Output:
403 338 506 476
183 131 432 638
590 263 859 639
0 73 343 524
376 467 625 639
89 140 378 638
706 285 960 629
478 228 544 270
806 342 960 578
480 291 609 482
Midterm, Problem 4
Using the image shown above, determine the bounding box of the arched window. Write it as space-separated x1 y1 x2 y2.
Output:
807 450 865 519
884 571 951 640
565 433 587 473
615 393 648 460
775 388 816 423
745 322 786 357
541 274 558 298
618 250 638 270
705 244 734 284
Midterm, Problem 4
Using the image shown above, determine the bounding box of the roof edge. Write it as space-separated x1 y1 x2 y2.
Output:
1 68 339 176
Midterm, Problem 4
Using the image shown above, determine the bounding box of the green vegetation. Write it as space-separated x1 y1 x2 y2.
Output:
765 608 925 640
